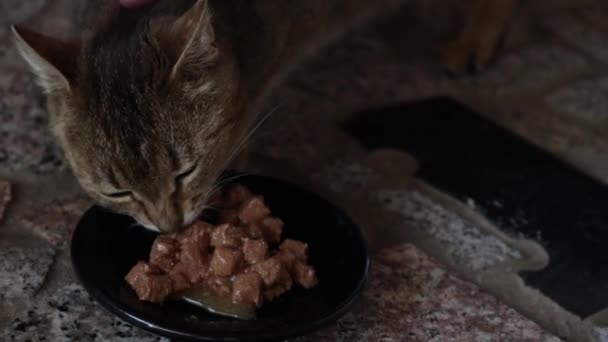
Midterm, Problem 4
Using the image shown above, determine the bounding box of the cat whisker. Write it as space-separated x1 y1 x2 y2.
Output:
222 104 282 171
204 182 225 201
202 185 222 204
216 172 248 186
200 172 248 206
236 105 280 149
202 205 221 212
210 173 247 195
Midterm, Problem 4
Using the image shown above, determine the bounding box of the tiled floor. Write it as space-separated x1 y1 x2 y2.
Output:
2 0 608 341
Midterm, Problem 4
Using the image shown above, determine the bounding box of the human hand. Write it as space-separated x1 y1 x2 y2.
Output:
120 0 156 8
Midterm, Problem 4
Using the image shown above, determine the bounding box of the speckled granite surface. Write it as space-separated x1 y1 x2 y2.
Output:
0 0 46 26
547 76 608 123
314 159 523 272
2 0 608 341
0 244 55 301
463 43 589 97
17 195 93 248
0 180 11 222
300 244 559 342
0 61 66 174
2 284 168 342
0 243 558 342
376 189 521 271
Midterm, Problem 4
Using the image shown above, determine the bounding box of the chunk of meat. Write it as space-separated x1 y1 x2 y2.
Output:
205 276 233 297
292 262 318 288
210 247 243 277
242 239 268 264
275 249 297 269
210 223 244 248
238 196 270 224
173 256 204 284
126 183 318 312
218 209 239 225
279 239 308 262
263 269 293 302
190 221 213 245
261 217 283 244
168 269 191 293
174 221 212 246
243 224 263 239
251 257 283 286
126 261 158 280
151 236 180 256
223 184 253 208
125 262 173 303
175 226 210 283
232 272 263 307
149 236 180 273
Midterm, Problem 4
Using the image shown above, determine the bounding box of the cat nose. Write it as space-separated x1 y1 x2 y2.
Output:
158 215 182 233
151 202 183 233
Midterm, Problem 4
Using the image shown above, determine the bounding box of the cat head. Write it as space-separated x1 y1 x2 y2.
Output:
13 0 248 232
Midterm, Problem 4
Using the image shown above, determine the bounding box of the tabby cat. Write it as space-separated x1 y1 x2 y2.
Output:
13 0 515 232
13 0 410 232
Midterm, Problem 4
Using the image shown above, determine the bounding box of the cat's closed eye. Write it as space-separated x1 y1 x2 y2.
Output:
101 190 134 201
175 162 200 184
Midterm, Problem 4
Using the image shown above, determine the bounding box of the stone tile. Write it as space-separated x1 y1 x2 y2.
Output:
287 56 450 124
546 76 608 122
0 6 72 68
316 159 376 194
0 1 70 174
253 112 367 177
18 195 93 248
0 66 67 174
543 14 608 63
299 244 559 341
0 179 11 223
0 243 55 301
0 0 45 25
579 6 608 33
315 159 521 271
376 189 521 271
279 14 454 125
0 26 15 63
1 283 168 342
464 44 588 96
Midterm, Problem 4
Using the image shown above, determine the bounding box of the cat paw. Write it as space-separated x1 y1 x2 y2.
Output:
442 30 503 76
442 0 518 76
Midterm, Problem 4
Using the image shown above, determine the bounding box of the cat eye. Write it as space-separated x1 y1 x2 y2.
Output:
175 162 199 183
101 190 134 200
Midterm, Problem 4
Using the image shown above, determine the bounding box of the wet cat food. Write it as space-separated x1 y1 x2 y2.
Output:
125 184 317 314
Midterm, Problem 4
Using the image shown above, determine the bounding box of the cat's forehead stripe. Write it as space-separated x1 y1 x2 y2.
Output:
185 80 216 99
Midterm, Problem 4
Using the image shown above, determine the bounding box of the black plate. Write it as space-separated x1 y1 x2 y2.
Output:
71 174 370 341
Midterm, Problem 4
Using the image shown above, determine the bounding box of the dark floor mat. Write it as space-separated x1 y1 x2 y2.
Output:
342 96 608 318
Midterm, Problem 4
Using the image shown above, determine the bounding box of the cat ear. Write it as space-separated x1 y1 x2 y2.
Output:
163 0 218 79
12 25 78 94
